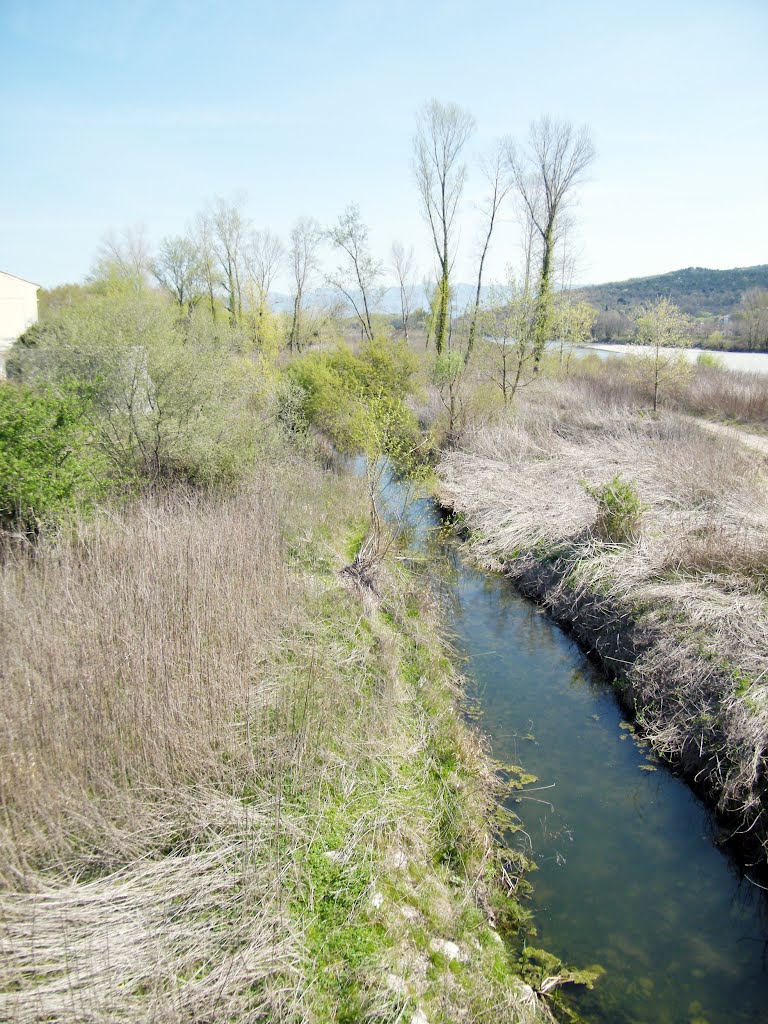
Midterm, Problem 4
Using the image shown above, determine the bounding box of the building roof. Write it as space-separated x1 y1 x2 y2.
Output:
0 270 41 288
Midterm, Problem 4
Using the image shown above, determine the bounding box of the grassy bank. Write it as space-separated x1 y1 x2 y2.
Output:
0 447 556 1023
437 374 768 872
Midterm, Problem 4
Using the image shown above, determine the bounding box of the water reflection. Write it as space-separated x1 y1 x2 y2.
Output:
379 473 768 1024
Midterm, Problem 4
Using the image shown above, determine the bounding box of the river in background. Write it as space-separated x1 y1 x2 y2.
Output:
572 342 768 375
382 473 768 1024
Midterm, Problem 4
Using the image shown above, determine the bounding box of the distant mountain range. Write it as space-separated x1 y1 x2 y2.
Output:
269 266 768 321
269 283 485 316
571 265 768 317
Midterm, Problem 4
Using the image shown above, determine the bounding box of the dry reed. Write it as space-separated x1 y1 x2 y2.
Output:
0 455 364 1022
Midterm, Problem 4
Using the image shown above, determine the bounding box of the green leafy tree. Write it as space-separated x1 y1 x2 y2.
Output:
739 287 768 351
432 348 466 439
152 235 206 317
288 339 420 464
554 298 597 371
633 297 693 411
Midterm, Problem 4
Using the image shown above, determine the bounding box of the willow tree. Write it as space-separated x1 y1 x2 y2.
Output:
508 117 595 368
413 99 475 354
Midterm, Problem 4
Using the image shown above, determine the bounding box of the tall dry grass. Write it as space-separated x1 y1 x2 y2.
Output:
681 366 768 425
1 453 535 1024
0 455 366 1022
1 479 298 882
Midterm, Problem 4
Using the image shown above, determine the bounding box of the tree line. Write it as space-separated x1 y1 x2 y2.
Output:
36 102 602 367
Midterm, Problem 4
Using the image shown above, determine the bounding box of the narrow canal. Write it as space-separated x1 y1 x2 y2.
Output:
387 475 768 1024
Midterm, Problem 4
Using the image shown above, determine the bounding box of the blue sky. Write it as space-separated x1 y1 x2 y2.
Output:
1 0 766 291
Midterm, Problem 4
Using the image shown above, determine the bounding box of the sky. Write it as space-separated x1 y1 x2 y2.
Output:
1 0 766 293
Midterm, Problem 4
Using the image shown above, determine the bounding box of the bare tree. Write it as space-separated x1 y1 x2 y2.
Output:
464 141 513 364
327 204 383 342
507 117 595 367
247 229 285 302
152 235 205 316
391 241 416 343
243 228 285 349
478 279 538 405
190 212 218 321
413 99 476 354
91 224 151 290
288 217 323 352
208 196 249 326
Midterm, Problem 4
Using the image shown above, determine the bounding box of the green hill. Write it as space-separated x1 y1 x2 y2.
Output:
574 264 768 317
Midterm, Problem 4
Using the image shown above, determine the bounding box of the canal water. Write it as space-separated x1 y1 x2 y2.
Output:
385 474 768 1024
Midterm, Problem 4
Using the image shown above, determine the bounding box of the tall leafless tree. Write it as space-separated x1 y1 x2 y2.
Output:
327 204 383 342
507 117 595 367
246 228 285 303
92 224 151 290
190 211 218 320
413 99 476 354
464 141 513 364
391 241 416 343
288 217 323 352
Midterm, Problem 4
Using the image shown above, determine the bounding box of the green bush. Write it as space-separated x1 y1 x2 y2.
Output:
0 382 113 536
288 340 421 466
9 291 263 488
696 350 726 370
582 473 648 543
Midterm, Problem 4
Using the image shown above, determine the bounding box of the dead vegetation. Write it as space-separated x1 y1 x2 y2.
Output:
0 452 544 1023
438 375 768 867
0 458 337 1021
681 365 768 426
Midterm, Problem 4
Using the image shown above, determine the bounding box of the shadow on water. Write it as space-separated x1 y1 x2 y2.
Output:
378 470 768 1024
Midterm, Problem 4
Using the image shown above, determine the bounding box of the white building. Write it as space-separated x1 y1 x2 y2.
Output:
0 270 40 376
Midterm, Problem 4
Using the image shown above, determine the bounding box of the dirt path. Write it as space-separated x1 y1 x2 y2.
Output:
688 416 768 458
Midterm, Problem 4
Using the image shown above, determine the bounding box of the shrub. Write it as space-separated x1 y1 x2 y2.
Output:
582 472 648 543
8 291 263 487
0 382 113 537
697 351 726 370
288 340 421 466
